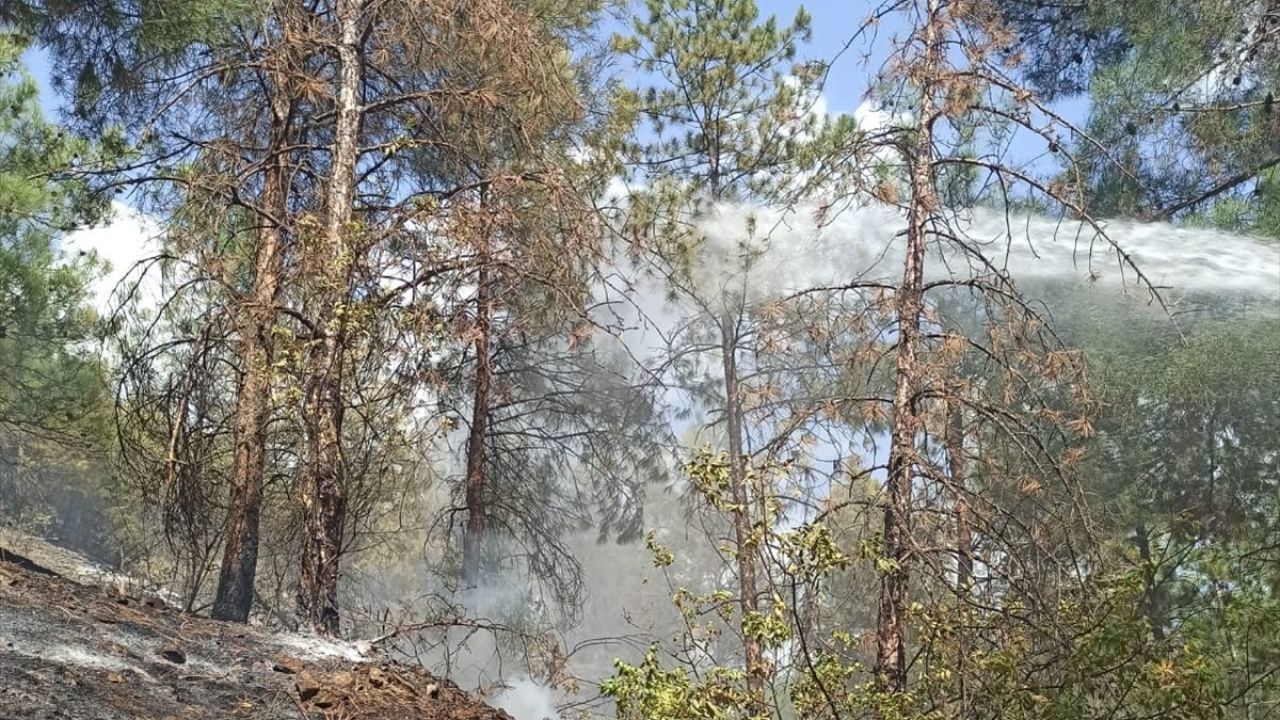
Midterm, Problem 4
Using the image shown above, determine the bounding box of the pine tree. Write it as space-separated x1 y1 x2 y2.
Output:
614 0 853 712
0 30 108 441
1002 0 1280 233
0 30 114 557
13 0 323 623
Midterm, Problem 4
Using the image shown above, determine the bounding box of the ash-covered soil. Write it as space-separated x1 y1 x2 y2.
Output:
0 535 512 720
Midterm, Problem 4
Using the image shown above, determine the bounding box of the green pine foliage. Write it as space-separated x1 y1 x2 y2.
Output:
0 30 108 441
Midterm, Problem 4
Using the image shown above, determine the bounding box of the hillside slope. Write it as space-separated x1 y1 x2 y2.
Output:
0 535 512 720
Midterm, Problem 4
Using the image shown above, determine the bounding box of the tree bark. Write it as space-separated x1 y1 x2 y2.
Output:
720 312 767 715
1133 523 1166 642
875 0 943 693
946 396 973 592
461 261 493 588
297 0 362 636
946 394 972 716
212 77 295 624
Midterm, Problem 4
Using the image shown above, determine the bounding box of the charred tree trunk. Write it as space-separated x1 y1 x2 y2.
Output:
212 84 295 624
875 0 943 693
461 262 493 588
720 312 767 715
297 0 362 636
875 208 922 694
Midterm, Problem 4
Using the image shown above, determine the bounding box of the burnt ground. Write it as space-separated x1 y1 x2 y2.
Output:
0 534 512 720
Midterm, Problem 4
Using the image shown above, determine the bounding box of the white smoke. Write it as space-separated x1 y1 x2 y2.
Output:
63 201 163 316
690 201 1280 303
596 199 1278 396
493 676 561 720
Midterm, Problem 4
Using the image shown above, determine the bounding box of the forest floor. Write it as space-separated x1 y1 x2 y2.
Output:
0 532 511 720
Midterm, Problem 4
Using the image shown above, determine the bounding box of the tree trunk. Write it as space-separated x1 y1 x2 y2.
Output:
946 395 973 592
946 394 972 716
297 0 362 636
875 0 943 693
720 312 767 715
461 262 493 588
212 83 295 624
1133 523 1166 642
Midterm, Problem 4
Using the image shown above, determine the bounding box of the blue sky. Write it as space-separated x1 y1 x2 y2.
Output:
22 45 54 110
761 0 889 114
